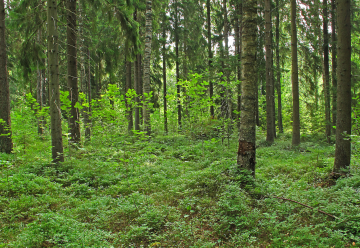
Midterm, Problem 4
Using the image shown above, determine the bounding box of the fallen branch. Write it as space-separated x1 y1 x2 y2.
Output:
273 196 338 219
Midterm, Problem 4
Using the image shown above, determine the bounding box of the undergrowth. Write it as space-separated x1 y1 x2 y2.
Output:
1 128 360 247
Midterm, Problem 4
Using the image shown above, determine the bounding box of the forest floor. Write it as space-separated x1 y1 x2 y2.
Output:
1 130 360 247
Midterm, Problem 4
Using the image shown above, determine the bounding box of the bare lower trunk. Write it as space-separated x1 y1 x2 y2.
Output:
143 0 152 135
276 0 283 133
0 0 12 153
331 0 337 135
291 0 300 146
237 0 257 176
333 0 351 173
67 0 80 145
323 0 331 143
48 0 64 162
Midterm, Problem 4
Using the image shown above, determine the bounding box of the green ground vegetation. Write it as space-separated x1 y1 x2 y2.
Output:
1 110 360 247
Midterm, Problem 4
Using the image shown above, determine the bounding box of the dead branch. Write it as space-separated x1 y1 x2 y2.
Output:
273 196 339 219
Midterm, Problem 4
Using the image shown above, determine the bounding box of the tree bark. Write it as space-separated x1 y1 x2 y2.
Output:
265 0 274 143
291 0 300 146
0 0 12 153
331 0 337 135
126 57 133 132
48 0 64 163
333 0 351 172
175 0 181 130
207 0 214 118
323 0 331 143
67 0 80 145
143 0 152 135
162 12 168 134
133 9 140 132
235 1 242 129
237 0 257 176
276 0 283 133
37 29 45 135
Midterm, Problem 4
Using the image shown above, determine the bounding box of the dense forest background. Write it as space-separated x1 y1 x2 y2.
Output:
1 0 360 247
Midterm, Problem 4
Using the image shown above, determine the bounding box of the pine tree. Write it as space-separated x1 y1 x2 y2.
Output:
237 0 257 176
0 0 13 154
48 0 64 163
333 0 351 173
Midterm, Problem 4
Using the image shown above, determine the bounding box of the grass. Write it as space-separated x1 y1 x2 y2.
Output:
1 128 360 247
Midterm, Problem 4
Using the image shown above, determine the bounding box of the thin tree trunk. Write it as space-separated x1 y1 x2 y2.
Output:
207 0 214 118
37 29 45 135
276 0 283 133
67 0 80 145
323 0 331 143
126 57 133 132
291 0 300 146
133 9 140 131
143 0 152 135
223 0 232 120
237 0 257 176
331 0 337 135
265 0 274 143
162 12 168 134
175 0 181 130
333 0 351 172
48 0 64 162
235 1 242 129
0 0 12 153
85 48 91 141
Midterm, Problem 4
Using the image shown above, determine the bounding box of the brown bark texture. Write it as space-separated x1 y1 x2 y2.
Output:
48 0 64 163
331 0 337 135
333 0 351 172
291 0 300 146
67 0 80 144
276 0 283 133
323 0 331 143
0 0 13 153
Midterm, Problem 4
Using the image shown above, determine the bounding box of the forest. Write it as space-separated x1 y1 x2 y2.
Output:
1 0 360 246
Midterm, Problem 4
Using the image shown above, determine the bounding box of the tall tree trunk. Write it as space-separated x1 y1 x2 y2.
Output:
37 29 45 135
291 0 300 146
134 9 140 131
48 0 64 163
276 0 283 133
0 0 12 153
265 0 274 143
143 0 152 135
235 1 242 129
223 0 232 120
331 0 337 135
85 48 91 141
162 13 168 134
333 0 351 173
323 0 331 143
175 0 181 130
126 57 133 132
237 0 257 176
67 0 80 145
207 0 214 118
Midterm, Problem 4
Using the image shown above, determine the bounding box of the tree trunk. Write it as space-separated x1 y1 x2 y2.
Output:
126 57 133 132
175 0 181 130
133 9 140 132
143 0 152 135
265 0 274 143
323 0 331 143
37 29 45 135
162 12 168 134
235 1 242 129
333 0 351 172
207 0 214 118
85 48 91 141
223 0 232 120
48 0 64 163
237 0 257 176
291 0 300 146
67 0 80 145
276 0 283 133
331 0 337 135
0 0 12 153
